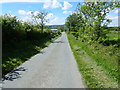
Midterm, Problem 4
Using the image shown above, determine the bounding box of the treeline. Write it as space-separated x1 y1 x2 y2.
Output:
66 2 119 87
1 14 59 43
1 14 61 76
46 25 63 29
65 2 119 44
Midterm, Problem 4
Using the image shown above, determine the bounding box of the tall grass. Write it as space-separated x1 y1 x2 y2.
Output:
78 30 119 82
67 33 119 88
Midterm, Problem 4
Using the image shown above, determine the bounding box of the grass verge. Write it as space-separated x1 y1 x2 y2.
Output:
67 33 118 88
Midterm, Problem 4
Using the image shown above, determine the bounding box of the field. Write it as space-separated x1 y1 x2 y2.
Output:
67 29 119 88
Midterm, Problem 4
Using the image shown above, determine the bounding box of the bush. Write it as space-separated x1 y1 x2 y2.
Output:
1 14 26 43
2 14 60 76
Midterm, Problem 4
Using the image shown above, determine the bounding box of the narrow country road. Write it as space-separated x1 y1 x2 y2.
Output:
2 32 85 88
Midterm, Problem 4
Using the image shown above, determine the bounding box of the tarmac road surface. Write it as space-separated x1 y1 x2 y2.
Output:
2 32 85 88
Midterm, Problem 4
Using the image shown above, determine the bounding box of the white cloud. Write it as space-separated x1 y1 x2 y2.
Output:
46 13 54 19
43 0 51 9
21 16 65 25
63 11 68 14
43 0 62 9
63 10 72 14
115 9 118 14
19 16 33 23
18 10 40 16
22 16 30 21
0 0 44 3
33 11 39 16
114 9 120 14
46 17 65 25
62 1 72 10
27 11 32 15
52 0 62 8
18 10 27 15
18 10 64 25
106 15 118 20
106 14 118 27
45 13 65 25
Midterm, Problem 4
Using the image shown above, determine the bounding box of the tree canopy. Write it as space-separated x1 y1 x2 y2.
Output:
65 2 119 42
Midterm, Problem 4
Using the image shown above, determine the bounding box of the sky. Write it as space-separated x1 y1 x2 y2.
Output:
0 0 119 26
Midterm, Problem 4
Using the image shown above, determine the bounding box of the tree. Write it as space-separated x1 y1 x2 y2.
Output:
80 2 116 41
65 1 118 42
58 25 65 32
31 11 48 33
65 13 79 32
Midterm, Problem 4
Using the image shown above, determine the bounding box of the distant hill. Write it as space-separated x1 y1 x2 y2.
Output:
45 25 64 29
105 27 119 31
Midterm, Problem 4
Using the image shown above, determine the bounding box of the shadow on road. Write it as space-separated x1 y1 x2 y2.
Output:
53 41 64 43
39 51 45 54
36 51 46 54
2 67 27 81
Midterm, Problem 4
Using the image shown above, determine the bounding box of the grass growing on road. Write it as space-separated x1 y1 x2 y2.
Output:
67 33 118 88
